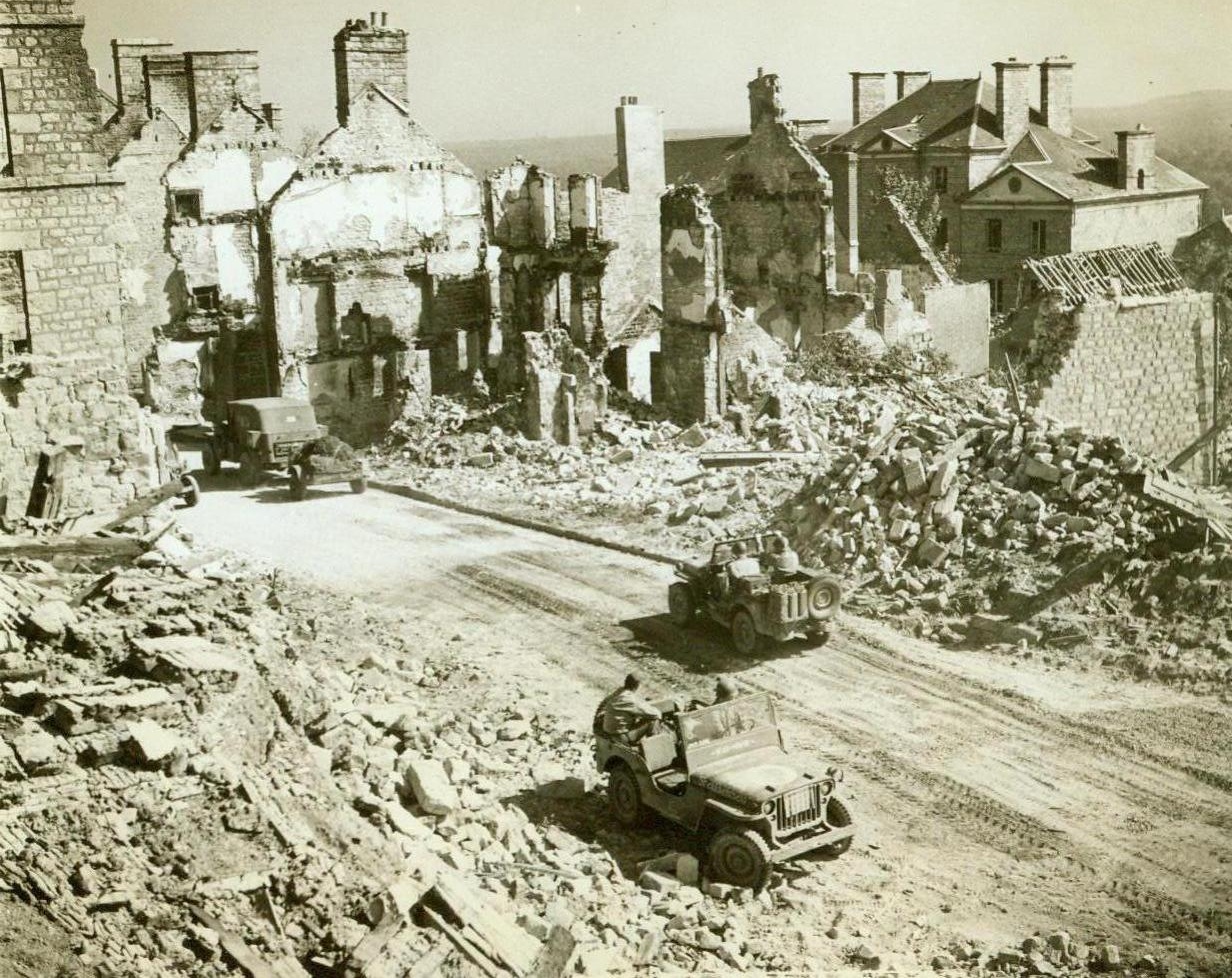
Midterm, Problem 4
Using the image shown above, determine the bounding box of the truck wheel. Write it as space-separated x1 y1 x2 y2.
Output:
608 764 646 828
202 442 221 476
179 474 200 508
239 451 262 488
668 583 695 626
288 467 307 501
731 609 762 656
807 577 842 620
822 797 853 856
709 828 771 890
349 477 367 494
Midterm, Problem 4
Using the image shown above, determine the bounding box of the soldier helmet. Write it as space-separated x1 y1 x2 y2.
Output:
714 676 740 702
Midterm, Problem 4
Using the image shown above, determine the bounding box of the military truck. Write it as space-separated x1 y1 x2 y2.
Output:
594 692 853 889
202 398 326 487
668 533 842 654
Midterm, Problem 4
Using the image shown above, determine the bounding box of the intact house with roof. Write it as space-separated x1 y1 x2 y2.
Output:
821 59 1207 313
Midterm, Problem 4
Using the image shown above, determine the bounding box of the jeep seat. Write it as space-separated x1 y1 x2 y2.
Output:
640 731 676 772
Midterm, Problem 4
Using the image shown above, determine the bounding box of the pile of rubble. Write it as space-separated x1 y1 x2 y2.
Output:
376 353 1232 686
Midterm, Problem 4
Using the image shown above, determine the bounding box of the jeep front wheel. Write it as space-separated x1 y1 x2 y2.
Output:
668 583 695 626
822 797 853 856
709 828 771 890
731 609 762 655
239 451 262 488
608 765 645 828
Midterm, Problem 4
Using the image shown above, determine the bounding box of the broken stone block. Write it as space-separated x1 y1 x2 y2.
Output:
700 493 729 518
498 720 531 741
12 728 62 772
467 452 496 468
929 459 958 498
25 601 77 641
125 719 183 765
1024 457 1062 483
639 870 680 893
675 854 700 886
590 476 614 493
536 776 586 800
901 457 927 494
610 448 637 465
401 754 459 816
915 538 950 568
677 424 708 449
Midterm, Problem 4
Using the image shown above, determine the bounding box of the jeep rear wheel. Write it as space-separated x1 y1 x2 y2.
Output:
668 583 695 626
350 477 367 494
807 577 842 620
731 609 762 655
709 828 771 890
608 765 645 828
822 797 853 856
239 451 262 488
202 442 221 476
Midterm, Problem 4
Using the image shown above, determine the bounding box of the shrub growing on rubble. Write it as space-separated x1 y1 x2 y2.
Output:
789 332 954 386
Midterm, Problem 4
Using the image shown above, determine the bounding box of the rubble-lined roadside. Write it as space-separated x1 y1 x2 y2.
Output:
1 502 1197 976
373 346 1232 692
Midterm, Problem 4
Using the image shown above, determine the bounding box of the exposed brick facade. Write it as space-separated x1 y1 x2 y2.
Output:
1028 293 1217 482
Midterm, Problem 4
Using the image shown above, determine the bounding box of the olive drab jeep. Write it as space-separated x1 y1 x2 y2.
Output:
593 692 853 889
668 533 843 654
202 398 326 487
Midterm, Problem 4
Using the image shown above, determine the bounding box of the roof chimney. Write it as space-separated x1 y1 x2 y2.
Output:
1116 124 1156 191
111 38 175 109
333 15 408 125
994 58 1032 148
850 71 886 126
748 69 784 131
894 70 931 101
1040 56 1074 138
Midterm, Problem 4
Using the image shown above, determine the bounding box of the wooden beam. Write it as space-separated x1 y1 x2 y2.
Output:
0 536 143 560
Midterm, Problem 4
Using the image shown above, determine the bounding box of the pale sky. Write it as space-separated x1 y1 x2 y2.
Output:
79 0 1231 142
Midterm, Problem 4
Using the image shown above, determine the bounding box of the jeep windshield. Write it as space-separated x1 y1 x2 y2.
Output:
678 694 777 749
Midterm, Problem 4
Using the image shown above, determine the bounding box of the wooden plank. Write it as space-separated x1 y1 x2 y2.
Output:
406 941 452 978
188 906 311 978
431 871 539 976
421 905 503 978
67 477 199 536
698 451 820 469
0 536 144 560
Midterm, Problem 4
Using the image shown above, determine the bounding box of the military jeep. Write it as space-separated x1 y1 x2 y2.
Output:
594 692 853 889
203 398 326 487
669 533 842 654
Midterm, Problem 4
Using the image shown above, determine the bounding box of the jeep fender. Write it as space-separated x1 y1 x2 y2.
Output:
702 796 763 824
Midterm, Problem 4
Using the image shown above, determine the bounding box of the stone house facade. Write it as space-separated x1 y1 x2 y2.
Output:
822 60 1206 312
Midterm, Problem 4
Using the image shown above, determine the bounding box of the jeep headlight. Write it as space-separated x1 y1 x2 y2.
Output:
763 800 775 815
826 766 844 783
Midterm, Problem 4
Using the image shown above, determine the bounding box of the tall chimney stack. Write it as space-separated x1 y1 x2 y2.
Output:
333 15 409 125
994 58 1032 148
1040 56 1074 137
1117 124 1156 191
850 71 886 126
894 70 931 101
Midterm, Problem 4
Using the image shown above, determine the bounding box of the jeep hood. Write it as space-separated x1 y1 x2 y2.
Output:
690 746 821 806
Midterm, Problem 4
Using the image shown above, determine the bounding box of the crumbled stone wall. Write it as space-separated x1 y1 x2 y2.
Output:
1030 293 1217 482
0 354 154 514
184 51 260 138
522 328 608 444
110 114 187 389
144 54 191 135
599 186 661 335
710 119 835 348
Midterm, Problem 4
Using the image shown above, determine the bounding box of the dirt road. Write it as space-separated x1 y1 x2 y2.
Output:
177 478 1232 971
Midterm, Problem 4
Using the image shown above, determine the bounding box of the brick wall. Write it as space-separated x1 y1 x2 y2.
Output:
657 324 724 424
1031 293 1217 482
333 21 408 124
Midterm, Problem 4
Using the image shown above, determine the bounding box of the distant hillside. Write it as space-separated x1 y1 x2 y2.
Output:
449 92 1232 226
1076 90 1232 220
446 127 747 184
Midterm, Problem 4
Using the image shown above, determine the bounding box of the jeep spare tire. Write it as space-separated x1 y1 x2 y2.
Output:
807 577 842 620
709 828 771 890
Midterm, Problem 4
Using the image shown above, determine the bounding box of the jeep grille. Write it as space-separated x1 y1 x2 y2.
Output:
769 584 807 624
775 783 824 834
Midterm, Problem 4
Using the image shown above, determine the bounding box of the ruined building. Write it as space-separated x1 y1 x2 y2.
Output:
822 60 1207 311
483 95 666 435
264 16 491 443
0 0 156 516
